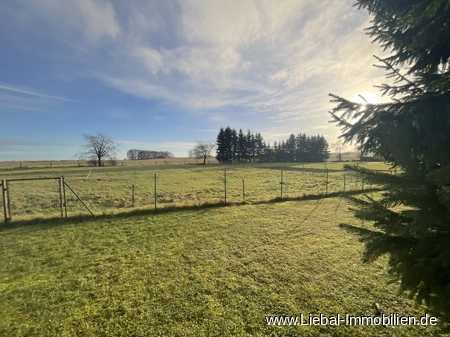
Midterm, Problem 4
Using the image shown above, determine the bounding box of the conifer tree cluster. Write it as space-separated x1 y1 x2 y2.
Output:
267 134 329 162
330 0 450 321
216 127 265 163
215 127 329 163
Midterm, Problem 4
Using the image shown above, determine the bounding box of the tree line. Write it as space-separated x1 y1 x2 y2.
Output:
215 127 329 163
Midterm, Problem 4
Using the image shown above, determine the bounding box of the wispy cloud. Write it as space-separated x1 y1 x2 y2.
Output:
25 0 120 43
0 83 72 102
6 1 385 122
91 0 386 134
1 0 388 157
0 83 74 113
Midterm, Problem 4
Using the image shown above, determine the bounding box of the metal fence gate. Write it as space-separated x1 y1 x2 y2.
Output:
1 176 93 223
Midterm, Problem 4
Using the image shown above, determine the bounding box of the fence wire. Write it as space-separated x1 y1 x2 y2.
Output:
1 166 384 222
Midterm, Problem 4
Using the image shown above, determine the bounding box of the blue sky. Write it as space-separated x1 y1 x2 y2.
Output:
0 0 386 160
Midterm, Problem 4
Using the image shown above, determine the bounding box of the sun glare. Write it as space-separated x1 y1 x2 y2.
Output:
352 91 381 105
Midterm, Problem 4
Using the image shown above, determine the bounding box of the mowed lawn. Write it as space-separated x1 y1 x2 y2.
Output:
0 198 443 337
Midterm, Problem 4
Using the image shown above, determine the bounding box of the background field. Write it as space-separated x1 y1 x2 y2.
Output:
0 161 388 221
0 157 216 171
0 197 443 337
0 152 362 171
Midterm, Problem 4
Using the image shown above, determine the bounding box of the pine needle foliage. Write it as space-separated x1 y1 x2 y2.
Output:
331 0 450 322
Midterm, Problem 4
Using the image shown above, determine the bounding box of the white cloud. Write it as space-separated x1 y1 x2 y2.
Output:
27 0 120 42
6 0 388 147
77 0 120 40
97 1 386 126
133 47 164 75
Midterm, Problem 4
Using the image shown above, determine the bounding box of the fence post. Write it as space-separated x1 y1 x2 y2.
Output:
285 172 288 195
62 176 67 218
224 168 227 205
1 180 8 223
6 180 11 222
343 173 346 193
242 177 245 202
131 184 135 207
280 169 284 200
154 173 157 210
58 177 64 218
361 173 364 191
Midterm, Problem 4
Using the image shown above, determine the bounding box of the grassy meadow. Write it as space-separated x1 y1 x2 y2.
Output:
2 160 441 336
0 161 384 221
0 196 444 336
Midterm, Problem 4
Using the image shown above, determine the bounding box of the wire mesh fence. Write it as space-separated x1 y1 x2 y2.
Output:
0 166 385 222
8 179 60 219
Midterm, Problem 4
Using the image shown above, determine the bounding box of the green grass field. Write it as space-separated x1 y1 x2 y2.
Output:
0 161 385 221
0 197 443 336
2 161 440 336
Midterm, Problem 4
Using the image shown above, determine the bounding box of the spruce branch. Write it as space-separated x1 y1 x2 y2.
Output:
373 55 425 95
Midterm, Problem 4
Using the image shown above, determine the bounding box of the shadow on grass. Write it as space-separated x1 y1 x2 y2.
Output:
256 165 344 173
0 188 383 232
339 222 450 328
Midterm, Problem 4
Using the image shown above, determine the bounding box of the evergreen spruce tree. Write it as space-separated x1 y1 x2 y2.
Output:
237 129 246 162
308 135 317 162
330 0 450 321
216 128 227 163
286 134 297 161
217 127 328 163
244 130 252 162
263 144 274 162
280 140 288 162
295 133 306 162
250 132 257 162
303 136 313 162
255 133 265 161
318 136 329 162
272 141 279 162
222 127 234 163
230 128 238 162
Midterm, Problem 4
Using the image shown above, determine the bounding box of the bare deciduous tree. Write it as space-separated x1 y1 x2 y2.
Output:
82 133 117 167
189 142 215 165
